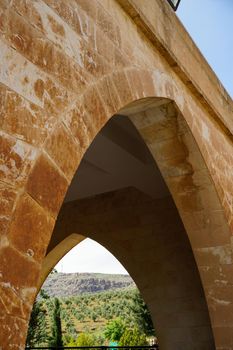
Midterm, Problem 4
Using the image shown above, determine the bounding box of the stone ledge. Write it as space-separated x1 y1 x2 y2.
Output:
116 0 233 137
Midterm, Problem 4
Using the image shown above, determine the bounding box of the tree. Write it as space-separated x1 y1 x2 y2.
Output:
39 288 50 300
26 302 41 346
26 300 49 346
119 327 148 346
91 311 98 322
50 298 63 347
130 290 155 336
104 318 126 341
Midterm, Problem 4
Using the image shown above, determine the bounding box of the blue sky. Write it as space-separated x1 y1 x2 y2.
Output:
177 0 233 96
56 1 233 274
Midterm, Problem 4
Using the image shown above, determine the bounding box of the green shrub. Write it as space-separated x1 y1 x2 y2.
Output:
77 333 96 346
104 318 126 341
119 327 148 346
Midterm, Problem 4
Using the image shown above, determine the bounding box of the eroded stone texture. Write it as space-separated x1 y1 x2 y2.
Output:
64 100 97 149
0 246 40 291
0 131 37 186
0 0 233 348
0 182 17 235
26 154 68 216
8 193 55 262
0 84 56 146
44 123 82 180
0 314 28 350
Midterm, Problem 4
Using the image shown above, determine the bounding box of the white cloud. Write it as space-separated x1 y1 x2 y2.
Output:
55 238 128 275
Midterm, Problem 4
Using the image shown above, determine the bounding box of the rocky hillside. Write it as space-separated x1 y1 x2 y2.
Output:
42 272 135 297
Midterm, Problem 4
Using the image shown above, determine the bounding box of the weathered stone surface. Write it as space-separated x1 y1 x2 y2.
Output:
82 86 108 131
195 245 233 267
97 76 122 116
26 154 68 216
213 326 233 348
8 193 55 262
0 282 30 319
112 71 134 107
0 84 56 146
64 101 95 149
0 0 232 348
0 182 17 237
1 5 90 93
0 246 40 290
0 39 73 117
0 183 17 217
0 314 28 350
43 0 97 49
0 131 37 186
44 123 82 180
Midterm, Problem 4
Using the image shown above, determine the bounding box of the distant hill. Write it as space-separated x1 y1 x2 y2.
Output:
42 272 135 297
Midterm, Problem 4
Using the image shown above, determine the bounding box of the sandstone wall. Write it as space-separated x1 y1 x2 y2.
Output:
0 0 233 348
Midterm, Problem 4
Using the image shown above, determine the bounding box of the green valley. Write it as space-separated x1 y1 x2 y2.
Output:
27 272 155 347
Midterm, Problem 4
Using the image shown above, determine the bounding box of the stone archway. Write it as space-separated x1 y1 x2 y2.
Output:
1 1 233 349
46 184 216 350
39 98 229 349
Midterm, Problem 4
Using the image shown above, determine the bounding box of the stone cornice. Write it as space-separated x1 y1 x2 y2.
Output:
116 0 233 137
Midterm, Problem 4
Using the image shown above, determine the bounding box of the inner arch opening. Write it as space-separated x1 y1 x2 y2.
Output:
43 99 215 349
28 237 156 347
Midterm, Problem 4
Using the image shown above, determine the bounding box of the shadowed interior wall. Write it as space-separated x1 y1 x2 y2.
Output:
47 188 215 349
